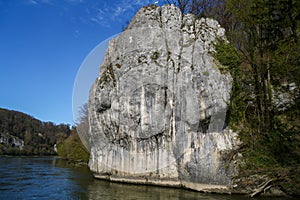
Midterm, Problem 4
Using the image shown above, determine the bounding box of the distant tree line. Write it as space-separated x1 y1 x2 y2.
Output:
0 108 71 155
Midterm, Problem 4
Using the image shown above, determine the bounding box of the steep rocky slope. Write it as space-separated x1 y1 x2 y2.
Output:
87 5 238 192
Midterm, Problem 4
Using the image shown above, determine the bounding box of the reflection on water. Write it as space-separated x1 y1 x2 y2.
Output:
0 156 88 199
0 156 290 200
86 180 231 200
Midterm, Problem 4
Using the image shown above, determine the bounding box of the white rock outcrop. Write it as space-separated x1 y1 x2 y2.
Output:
87 5 238 192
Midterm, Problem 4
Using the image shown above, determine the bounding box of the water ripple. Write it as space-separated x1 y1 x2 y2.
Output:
0 156 290 200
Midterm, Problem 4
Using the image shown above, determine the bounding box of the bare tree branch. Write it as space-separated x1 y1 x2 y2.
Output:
75 103 90 151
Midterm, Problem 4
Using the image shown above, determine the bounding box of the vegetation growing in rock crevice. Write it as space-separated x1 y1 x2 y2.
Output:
99 64 117 88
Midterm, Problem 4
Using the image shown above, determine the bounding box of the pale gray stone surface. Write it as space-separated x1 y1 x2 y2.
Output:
0 133 24 150
86 5 238 191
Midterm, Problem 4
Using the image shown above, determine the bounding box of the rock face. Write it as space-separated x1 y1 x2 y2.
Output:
87 5 237 192
0 133 24 150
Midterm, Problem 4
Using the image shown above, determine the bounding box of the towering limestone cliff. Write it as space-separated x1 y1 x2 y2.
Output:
87 5 238 192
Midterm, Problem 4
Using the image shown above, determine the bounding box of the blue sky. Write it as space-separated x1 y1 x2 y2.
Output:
0 0 160 125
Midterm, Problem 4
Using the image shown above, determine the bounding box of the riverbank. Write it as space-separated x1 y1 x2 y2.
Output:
93 172 297 198
93 173 231 194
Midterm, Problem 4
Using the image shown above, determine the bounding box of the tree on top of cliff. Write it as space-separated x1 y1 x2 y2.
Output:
164 0 229 26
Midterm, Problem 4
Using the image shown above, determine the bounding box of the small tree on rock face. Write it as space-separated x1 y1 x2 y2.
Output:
75 103 90 151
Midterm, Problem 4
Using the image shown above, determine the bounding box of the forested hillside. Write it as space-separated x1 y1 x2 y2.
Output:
167 0 300 196
0 108 71 155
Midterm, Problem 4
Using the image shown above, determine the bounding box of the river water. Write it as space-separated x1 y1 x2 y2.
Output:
0 156 290 200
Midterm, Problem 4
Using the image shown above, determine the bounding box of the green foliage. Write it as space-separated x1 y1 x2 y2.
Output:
57 130 90 163
225 0 300 158
166 0 300 195
223 0 300 195
213 40 245 130
213 40 241 75
151 51 160 60
0 108 71 155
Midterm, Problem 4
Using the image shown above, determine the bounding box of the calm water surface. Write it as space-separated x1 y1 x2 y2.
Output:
0 156 291 200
